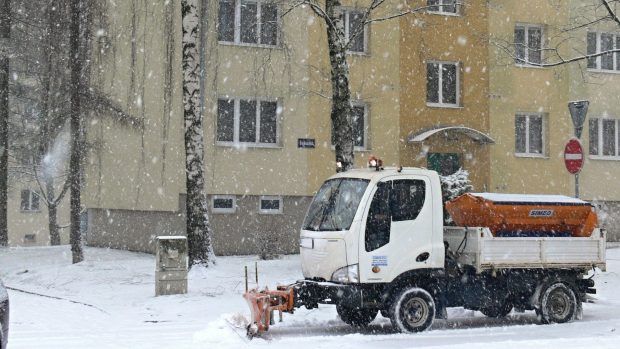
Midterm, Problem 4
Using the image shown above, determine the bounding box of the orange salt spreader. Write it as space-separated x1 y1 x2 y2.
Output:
445 193 598 237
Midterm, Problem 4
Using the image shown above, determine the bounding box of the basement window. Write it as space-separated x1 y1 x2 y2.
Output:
212 195 237 214
259 196 282 214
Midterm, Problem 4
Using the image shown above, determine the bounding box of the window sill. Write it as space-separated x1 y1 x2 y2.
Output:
514 64 546 70
515 153 548 159
347 50 369 57
216 142 283 150
218 41 280 50
212 209 236 214
330 146 372 152
258 210 283 215
586 68 620 75
589 155 620 161
426 10 460 17
426 103 462 109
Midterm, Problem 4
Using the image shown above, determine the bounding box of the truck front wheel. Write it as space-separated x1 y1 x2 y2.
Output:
336 304 378 327
538 282 577 324
389 287 435 333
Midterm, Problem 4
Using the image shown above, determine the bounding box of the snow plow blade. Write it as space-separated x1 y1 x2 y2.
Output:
243 286 296 338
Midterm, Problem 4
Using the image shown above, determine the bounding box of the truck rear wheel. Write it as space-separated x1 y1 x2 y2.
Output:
336 304 377 327
538 282 577 324
390 287 435 333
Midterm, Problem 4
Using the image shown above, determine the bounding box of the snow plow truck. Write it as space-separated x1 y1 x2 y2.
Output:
243 162 606 337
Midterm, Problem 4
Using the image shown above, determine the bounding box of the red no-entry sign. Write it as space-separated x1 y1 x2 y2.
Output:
564 138 584 174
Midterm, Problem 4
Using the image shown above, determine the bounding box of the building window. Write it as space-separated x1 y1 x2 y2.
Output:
427 0 460 15
218 0 279 47
587 32 620 72
331 103 369 150
20 189 40 212
211 195 237 214
514 24 543 65
217 98 280 146
515 114 545 156
427 61 460 107
339 9 367 53
589 118 620 158
259 196 282 214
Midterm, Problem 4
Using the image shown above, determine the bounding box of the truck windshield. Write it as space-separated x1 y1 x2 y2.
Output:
302 178 369 231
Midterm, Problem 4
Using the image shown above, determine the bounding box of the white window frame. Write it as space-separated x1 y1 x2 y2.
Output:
587 31 620 73
20 189 40 212
426 0 461 16
216 97 281 148
211 195 237 214
426 61 461 108
514 23 544 67
218 0 280 48
259 195 283 214
330 101 370 151
589 118 620 160
515 113 547 158
340 8 369 54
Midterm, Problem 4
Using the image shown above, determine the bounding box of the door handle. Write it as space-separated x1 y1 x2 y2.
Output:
416 252 430 262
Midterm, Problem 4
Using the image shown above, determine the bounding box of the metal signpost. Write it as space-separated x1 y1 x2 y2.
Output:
567 100 589 198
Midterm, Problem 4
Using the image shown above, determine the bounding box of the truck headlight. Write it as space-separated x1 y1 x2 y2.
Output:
331 264 359 283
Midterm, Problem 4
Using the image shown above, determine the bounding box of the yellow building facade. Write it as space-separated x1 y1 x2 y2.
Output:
399 0 492 192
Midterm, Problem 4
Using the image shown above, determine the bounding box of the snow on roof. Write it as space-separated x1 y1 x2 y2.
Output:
471 192 589 205
156 236 186 240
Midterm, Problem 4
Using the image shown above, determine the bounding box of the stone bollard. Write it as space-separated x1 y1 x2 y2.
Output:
155 236 188 296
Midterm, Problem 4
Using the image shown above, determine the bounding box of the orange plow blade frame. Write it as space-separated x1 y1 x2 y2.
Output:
243 286 296 337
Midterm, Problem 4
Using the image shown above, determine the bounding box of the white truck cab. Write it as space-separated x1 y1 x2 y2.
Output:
300 167 445 284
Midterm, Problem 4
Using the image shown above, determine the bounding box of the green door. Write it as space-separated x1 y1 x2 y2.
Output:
427 153 461 176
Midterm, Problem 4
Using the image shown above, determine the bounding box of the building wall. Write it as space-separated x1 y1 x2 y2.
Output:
399 0 491 191
86 194 310 255
567 0 620 240
7 180 70 247
82 0 404 254
488 0 573 195
305 0 402 191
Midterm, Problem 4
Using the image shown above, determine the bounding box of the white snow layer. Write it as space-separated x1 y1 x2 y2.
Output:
471 192 589 204
0 245 619 348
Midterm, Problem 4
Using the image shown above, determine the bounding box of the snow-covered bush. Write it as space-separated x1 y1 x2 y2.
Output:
440 169 474 225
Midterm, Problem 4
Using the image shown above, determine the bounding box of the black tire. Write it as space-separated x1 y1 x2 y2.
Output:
538 282 577 324
380 309 390 318
480 296 513 318
389 287 435 333
336 304 378 327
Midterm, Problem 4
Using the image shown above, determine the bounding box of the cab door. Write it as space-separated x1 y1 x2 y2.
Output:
358 176 434 283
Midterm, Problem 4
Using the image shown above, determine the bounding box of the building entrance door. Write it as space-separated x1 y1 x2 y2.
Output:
427 153 461 176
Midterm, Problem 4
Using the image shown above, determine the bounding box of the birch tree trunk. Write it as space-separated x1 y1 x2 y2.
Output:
325 0 354 172
0 0 10 246
182 0 214 266
69 0 84 263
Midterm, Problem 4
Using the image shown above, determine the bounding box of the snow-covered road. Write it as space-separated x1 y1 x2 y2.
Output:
1 246 619 348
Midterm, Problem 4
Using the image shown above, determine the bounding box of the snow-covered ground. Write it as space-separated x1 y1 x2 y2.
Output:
1 245 619 349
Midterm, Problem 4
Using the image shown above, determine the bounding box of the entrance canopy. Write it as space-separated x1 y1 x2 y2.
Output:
408 126 495 144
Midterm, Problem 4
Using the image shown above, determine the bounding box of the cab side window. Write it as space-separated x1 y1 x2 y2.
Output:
391 180 426 222
365 181 391 252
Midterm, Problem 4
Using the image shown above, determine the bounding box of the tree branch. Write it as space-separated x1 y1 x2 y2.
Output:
602 0 620 26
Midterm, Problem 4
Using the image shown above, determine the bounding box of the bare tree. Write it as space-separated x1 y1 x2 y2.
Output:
182 0 214 266
286 0 425 172
0 0 9 246
69 0 85 263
